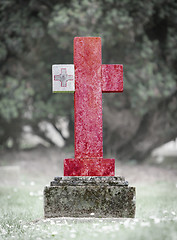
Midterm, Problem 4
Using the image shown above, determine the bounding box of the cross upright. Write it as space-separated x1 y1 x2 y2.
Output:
52 37 123 176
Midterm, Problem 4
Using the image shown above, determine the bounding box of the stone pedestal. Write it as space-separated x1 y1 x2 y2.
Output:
44 176 136 218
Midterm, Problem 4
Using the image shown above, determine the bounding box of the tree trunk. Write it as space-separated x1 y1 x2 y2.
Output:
103 90 177 161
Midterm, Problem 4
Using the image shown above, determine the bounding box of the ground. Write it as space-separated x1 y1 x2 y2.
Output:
0 147 177 239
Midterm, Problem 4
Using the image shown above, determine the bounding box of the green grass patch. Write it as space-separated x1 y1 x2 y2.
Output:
0 180 177 239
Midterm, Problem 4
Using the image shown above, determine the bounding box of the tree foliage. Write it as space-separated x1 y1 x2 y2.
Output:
0 0 176 160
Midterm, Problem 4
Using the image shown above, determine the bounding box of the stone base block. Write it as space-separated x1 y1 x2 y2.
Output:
44 177 136 218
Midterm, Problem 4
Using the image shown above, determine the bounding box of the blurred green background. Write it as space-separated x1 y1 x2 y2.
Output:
0 0 177 161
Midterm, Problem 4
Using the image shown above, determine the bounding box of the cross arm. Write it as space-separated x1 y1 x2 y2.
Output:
102 64 123 93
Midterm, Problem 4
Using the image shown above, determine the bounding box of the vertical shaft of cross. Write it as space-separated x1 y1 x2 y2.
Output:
63 37 123 176
74 37 103 159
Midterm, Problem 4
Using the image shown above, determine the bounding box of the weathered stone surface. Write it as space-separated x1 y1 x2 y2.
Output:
44 176 136 218
51 176 128 186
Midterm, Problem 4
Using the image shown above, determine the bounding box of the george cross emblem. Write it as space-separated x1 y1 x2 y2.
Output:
54 68 74 87
52 65 75 92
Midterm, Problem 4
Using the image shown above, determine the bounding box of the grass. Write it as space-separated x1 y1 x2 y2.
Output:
0 178 177 240
0 147 177 240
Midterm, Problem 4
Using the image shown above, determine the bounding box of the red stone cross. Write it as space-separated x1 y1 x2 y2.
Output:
63 37 123 176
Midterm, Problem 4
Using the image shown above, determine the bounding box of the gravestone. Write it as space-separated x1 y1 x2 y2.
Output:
44 37 136 218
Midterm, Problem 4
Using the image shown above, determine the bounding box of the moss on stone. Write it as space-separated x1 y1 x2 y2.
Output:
44 177 136 218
